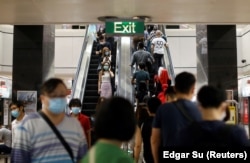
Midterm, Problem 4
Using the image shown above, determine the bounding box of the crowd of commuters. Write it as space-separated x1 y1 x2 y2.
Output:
2 24 249 163
3 71 249 163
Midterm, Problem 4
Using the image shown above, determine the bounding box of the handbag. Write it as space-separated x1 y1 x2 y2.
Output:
39 111 75 163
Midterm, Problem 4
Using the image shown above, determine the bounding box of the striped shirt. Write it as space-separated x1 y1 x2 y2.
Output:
11 114 28 147
11 112 88 163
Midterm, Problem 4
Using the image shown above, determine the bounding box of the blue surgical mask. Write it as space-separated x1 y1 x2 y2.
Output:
48 98 67 114
72 107 81 114
11 109 20 118
105 51 109 56
103 66 109 70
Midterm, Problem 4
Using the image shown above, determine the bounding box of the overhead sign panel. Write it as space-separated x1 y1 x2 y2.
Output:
105 19 144 36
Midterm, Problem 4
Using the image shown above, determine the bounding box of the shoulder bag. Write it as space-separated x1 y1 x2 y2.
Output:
39 111 75 163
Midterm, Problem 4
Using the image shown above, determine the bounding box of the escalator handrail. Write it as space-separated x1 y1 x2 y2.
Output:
114 38 120 96
160 25 176 84
71 25 96 100
71 26 89 96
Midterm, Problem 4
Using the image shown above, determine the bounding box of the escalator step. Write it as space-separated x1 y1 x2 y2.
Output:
88 69 98 74
89 64 99 69
86 84 98 90
83 96 99 103
85 90 99 96
82 103 98 110
86 79 98 85
87 74 99 79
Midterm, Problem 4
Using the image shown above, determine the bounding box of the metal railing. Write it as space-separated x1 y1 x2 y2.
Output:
116 36 134 104
160 25 176 84
71 24 96 100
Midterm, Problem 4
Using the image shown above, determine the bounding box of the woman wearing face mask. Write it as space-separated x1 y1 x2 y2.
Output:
9 101 27 147
11 78 88 163
69 98 91 148
98 61 114 99
101 47 112 65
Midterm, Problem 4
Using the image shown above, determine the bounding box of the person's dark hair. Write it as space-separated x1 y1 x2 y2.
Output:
147 97 161 114
94 97 136 141
197 85 226 108
40 78 67 95
138 42 144 49
69 98 82 108
165 86 176 99
175 72 195 94
9 101 25 112
99 35 104 41
139 62 146 70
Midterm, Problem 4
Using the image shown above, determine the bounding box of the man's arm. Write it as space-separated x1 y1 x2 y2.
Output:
164 42 169 48
151 43 154 54
131 77 135 85
130 54 135 66
85 117 92 149
151 128 161 163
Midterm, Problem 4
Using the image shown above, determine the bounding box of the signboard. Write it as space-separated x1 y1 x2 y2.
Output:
17 90 37 115
226 106 236 125
105 19 144 36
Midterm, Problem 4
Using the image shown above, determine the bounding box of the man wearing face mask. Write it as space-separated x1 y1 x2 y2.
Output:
69 98 91 148
176 85 250 148
9 101 27 147
11 78 88 163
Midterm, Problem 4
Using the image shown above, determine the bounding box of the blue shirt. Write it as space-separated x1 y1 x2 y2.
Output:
153 99 202 147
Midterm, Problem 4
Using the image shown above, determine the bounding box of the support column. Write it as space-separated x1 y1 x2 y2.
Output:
12 25 55 108
196 25 238 99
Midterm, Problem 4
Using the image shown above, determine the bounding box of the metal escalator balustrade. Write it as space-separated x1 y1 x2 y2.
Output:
71 24 96 101
160 25 175 84
116 37 134 104
82 41 100 116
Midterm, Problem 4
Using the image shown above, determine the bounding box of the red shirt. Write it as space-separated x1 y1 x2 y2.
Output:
77 113 91 134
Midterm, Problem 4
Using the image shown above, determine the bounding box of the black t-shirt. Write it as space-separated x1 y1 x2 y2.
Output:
177 121 250 148
96 42 111 52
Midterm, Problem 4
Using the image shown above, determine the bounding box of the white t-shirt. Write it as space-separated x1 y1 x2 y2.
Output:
0 127 12 147
151 37 167 54
11 114 28 147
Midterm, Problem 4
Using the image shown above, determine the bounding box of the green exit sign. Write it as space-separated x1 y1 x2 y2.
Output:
105 19 144 36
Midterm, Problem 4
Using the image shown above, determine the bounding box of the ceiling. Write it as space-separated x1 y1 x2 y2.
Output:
1 0 250 25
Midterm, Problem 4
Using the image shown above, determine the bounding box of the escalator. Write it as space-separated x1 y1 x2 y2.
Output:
71 24 117 117
71 24 96 114
81 41 99 116
140 25 175 98
81 41 117 116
